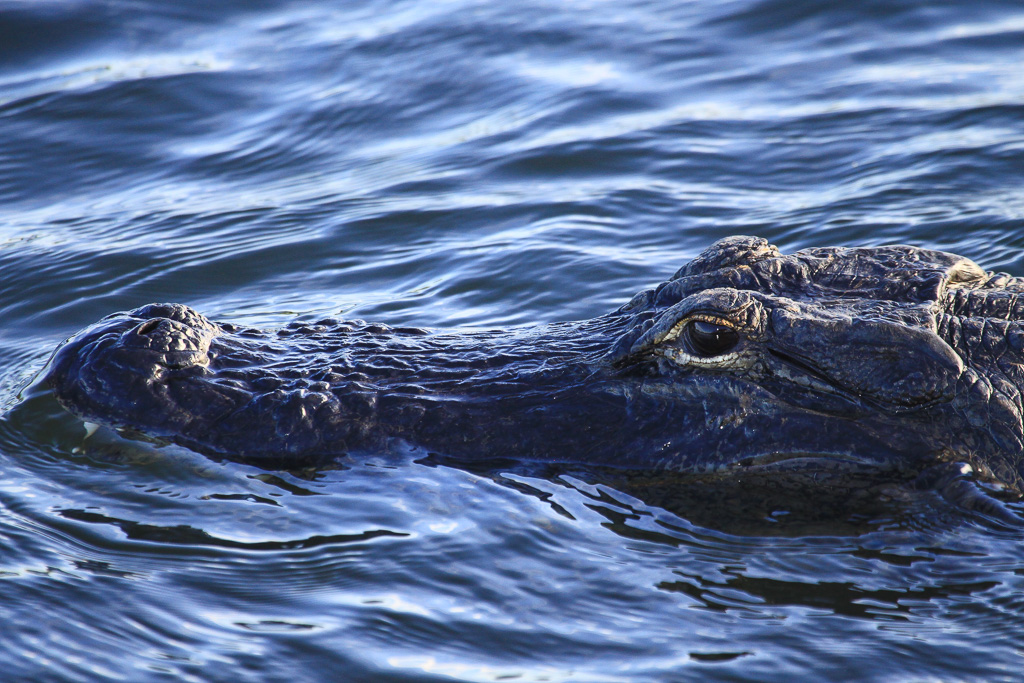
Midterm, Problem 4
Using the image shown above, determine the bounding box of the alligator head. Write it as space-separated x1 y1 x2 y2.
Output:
46 236 1024 490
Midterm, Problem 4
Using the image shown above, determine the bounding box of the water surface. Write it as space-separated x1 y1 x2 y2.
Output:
2 0 1024 680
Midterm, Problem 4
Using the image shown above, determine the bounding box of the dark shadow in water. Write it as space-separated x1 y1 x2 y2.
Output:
57 507 407 551
421 453 1024 538
658 566 1000 618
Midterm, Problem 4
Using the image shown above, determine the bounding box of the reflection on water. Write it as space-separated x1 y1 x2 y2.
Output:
2 0 1024 680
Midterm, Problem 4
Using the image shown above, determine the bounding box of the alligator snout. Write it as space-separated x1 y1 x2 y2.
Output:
121 317 212 369
101 303 218 366
48 303 221 403
47 303 239 443
119 303 219 336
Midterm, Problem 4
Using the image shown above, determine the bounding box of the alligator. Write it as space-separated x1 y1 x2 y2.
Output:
45 236 1024 494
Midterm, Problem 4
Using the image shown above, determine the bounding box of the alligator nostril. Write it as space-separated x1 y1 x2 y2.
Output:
136 319 162 336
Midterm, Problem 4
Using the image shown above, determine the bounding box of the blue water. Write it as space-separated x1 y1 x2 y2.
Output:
2 0 1024 680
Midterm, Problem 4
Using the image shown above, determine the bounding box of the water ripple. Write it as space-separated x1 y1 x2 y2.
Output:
3 0 1024 680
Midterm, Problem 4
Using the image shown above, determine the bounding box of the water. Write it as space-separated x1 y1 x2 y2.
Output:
2 0 1024 680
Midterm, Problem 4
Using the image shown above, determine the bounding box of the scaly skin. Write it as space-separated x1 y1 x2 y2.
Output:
46 237 1024 490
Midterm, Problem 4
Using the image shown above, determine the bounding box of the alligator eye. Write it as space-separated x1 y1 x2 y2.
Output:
684 320 739 357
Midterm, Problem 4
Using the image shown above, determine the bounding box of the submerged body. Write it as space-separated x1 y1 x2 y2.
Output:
47 237 1024 491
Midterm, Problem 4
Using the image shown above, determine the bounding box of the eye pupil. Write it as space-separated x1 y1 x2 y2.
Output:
685 320 739 357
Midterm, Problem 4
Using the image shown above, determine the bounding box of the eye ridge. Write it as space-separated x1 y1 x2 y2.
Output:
684 319 740 357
